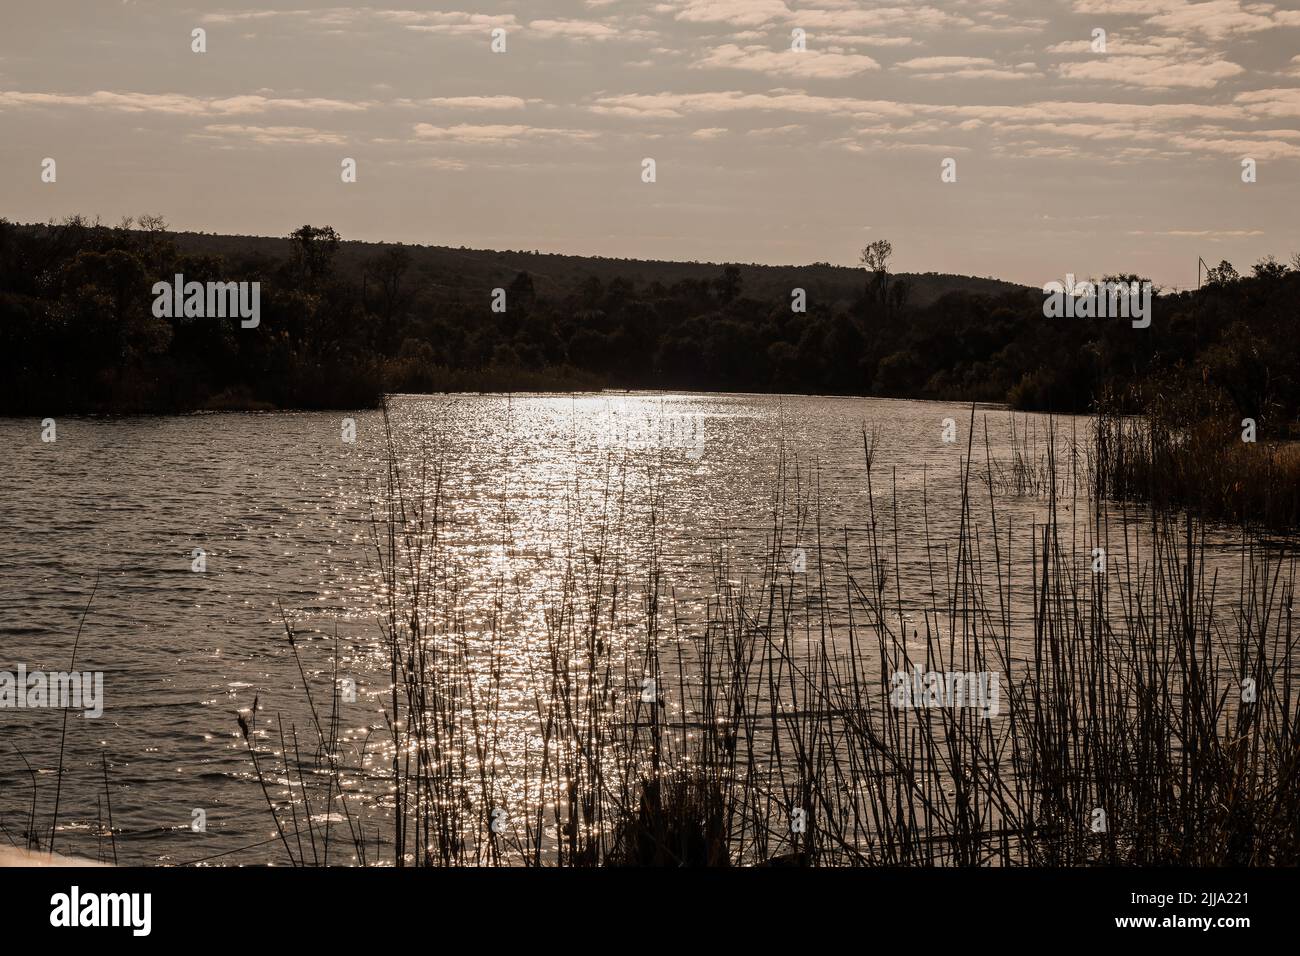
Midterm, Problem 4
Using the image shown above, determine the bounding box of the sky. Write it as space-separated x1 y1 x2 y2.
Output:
1 0 1298 289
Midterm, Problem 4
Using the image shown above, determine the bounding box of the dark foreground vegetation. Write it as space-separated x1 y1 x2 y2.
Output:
3 216 1298 435
1096 392 1300 532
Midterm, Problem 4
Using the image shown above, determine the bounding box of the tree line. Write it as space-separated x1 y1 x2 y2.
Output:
2 216 1297 436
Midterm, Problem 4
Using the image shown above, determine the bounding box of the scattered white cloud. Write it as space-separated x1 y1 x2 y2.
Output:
898 55 1038 80
412 123 598 144
1128 229 1266 240
395 96 531 110
0 90 370 114
527 19 656 41
196 124 347 145
1071 0 1300 40
695 43 880 78
1235 88 1300 118
1059 54 1245 88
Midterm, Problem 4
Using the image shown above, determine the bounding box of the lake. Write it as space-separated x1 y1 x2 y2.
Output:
0 393 1275 865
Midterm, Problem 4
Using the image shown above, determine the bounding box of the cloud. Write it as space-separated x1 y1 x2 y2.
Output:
793 5 973 31
665 0 973 31
898 56 1038 80
0 90 370 115
201 8 519 34
528 18 655 40
898 56 1001 70
395 96 531 110
1166 134 1300 158
669 0 792 27
967 13 1048 34
590 89 915 119
1236 88 1300 118
200 9 297 24
928 99 1244 124
690 126 729 138
196 124 347 145
585 90 1263 168
1070 0 1300 39
1058 55 1245 88
1128 229 1266 240
821 34 916 47
1048 35 1191 56
695 43 880 78
384 156 470 171
371 10 518 34
1048 31 1246 89
411 123 598 144
746 123 805 135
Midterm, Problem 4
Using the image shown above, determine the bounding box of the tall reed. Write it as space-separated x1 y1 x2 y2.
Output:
240 406 1299 866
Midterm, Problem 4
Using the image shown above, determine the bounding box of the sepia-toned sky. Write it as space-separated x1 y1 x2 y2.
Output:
1 0 1297 288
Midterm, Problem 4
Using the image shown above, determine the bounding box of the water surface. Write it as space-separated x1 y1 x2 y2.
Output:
0 393 1239 864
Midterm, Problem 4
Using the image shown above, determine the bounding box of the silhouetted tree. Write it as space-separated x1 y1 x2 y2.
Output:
860 239 893 309
289 225 341 285
716 265 742 304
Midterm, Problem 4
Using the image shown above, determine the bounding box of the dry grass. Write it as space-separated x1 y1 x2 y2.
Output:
1094 399 1300 532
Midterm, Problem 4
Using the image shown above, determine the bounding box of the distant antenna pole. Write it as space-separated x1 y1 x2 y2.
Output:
1194 256 1209 356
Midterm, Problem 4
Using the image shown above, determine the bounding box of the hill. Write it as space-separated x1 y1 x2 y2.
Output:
169 229 1025 310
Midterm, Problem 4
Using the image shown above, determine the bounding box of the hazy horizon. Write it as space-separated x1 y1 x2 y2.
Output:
3 0 1299 290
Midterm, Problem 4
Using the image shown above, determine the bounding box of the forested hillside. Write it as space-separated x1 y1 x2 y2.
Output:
2 216 1297 438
